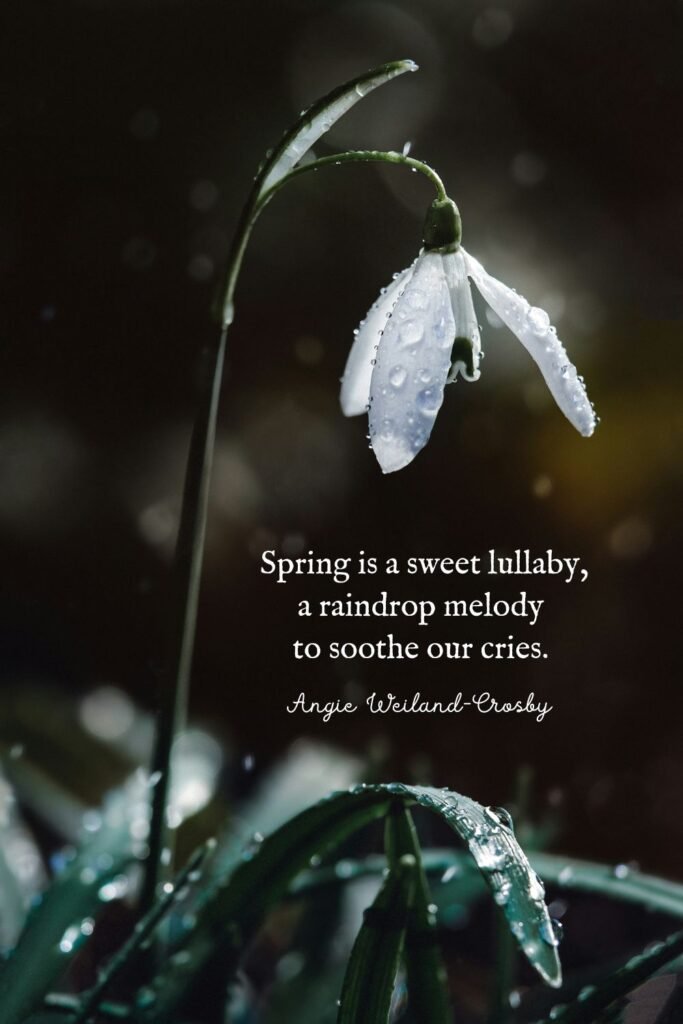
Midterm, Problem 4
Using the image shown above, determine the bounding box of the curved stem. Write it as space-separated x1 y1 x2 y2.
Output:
141 147 447 913
219 149 446 325
256 149 448 210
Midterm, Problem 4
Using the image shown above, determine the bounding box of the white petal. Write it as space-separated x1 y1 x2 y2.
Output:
442 250 482 381
340 264 415 417
463 250 596 436
369 252 455 473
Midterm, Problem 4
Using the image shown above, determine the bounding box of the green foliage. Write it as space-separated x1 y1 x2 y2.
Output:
336 852 416 1023
384 803 452 1024
3 781 683 1023
539 929 683 1024
0 775 148 1024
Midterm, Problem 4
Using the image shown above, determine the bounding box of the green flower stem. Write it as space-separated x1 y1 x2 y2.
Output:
140 319 228 913
256 149 448 211
77 842 213 1024
141 145 447 914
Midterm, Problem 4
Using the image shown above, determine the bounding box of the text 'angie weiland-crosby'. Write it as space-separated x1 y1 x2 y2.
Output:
286 690 553 723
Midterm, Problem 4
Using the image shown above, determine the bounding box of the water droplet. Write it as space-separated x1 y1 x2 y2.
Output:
509 990 522 1009
528 306 550 333
379 418 395 441
540 917 563 946
416 387 442 416
98 875 130 903
441 864 461 883
558 865 574 885
485 806 514 831
59 924 81 954
475 838 508 872
527 872 545 901
137 987 157 1009
406 289 428 311
433 315 448 341
82 810 102 833
399 320 424 346
389 365 407 388
612 863 630 880
494 880 512 906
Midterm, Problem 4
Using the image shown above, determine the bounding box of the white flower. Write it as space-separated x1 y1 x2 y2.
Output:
341 246 596 473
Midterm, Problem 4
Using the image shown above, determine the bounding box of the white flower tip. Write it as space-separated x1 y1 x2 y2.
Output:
371 436 418 474
578 411 597 438
339 386 366 418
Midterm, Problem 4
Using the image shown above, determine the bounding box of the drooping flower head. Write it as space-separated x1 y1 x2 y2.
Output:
341 197 597 473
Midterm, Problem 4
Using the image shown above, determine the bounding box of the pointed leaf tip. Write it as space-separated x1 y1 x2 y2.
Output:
258 60 418 196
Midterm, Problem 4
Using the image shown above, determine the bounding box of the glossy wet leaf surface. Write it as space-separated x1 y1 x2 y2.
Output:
258 60 417 196
139 782 560 1019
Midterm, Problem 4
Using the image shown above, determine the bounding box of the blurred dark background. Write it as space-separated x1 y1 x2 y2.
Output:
1 0 682 878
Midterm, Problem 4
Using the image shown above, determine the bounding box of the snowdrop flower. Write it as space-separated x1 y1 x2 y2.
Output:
341 198 596 473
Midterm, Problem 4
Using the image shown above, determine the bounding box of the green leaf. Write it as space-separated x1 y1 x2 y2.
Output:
337 854 416 1024
138 787 394 1020
0 774 148 1024
384 803 452 1024
140 783 561 1019
257 60 417 197
540 931 683 1024
532 854 683 919
402 786 561 988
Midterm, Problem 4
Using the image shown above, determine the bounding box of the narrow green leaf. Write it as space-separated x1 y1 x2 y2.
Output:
292 848 683 933
257 60 418 197
337 854 416 1024
532 854 683 919
138 787 394 1020
74 841 214 1024
592 975 683 1024
385 803 452 1024
540 929 683 1024
400 786 562 988
0 775 148 1024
